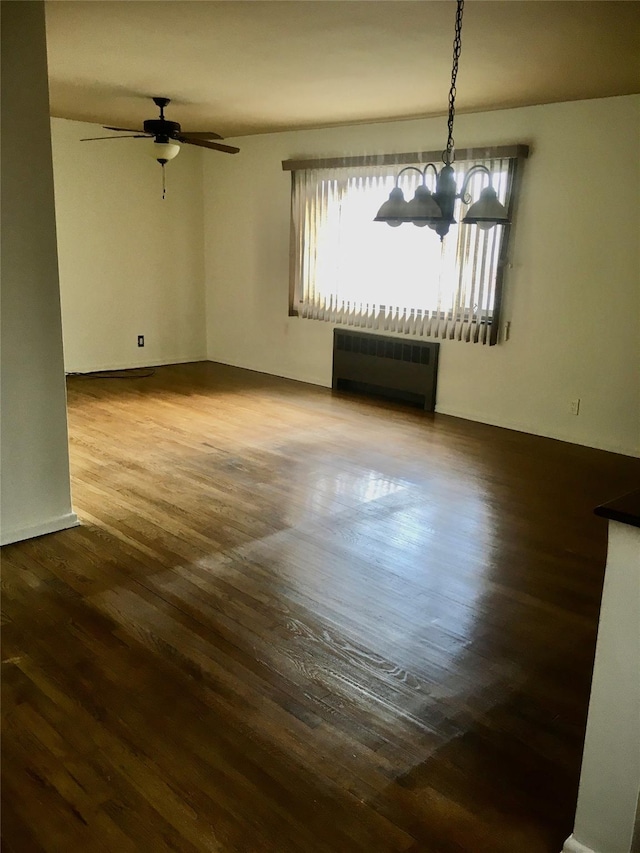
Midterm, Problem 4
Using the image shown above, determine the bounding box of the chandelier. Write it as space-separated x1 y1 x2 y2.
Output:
374 0 509 240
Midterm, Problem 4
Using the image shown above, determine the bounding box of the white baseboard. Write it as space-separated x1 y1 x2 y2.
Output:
1 511 80 546
434 404 639 458
205 358 638 458
205 356 329 389
65 355 207 375
562 835 597 853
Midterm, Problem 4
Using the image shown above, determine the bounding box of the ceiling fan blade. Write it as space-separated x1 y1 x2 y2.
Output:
103 125 146 133
80 134 150 141
178 137 240 154
180 131 224 140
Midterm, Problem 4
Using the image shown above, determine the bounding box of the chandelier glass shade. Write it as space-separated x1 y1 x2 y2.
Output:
374 0 509 240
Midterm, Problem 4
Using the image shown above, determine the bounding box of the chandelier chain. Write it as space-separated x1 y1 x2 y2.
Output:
375 0 509 238
445 0 464 164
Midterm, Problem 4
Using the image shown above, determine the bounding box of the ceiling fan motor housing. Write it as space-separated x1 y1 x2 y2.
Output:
143 118 181 138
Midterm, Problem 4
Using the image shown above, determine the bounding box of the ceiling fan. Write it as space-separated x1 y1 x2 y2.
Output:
81 96 239 160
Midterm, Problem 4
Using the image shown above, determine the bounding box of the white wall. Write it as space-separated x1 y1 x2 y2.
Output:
1 1 78 545
51 118 206 373
202 96 640 457
564 520 640 853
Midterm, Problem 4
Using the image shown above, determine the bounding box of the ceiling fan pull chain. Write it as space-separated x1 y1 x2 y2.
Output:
162 163 166 200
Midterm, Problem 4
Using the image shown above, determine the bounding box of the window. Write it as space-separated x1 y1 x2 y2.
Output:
286 147 526 345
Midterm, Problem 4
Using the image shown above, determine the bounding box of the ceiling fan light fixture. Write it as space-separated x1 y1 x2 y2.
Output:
80 98 238 200
152 139 181 164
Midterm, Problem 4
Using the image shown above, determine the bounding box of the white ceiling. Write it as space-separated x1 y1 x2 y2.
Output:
45 1 640 139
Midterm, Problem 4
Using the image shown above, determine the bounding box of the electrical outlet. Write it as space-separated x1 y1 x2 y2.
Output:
570 399 580 416
137 335 145 347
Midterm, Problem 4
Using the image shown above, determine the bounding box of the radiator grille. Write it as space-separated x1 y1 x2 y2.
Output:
335 334 431 365
332 330 439 411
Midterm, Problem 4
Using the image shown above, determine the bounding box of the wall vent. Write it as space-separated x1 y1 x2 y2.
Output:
332 330 439 411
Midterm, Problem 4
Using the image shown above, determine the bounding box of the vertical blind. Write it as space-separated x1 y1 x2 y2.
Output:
290 156 518 345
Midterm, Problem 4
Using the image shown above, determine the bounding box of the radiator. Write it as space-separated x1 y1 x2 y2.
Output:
332 329 439 411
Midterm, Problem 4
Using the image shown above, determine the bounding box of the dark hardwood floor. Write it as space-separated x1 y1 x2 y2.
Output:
2 361 638 853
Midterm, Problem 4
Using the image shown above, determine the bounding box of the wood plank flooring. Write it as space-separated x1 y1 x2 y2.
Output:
2 361 639 853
